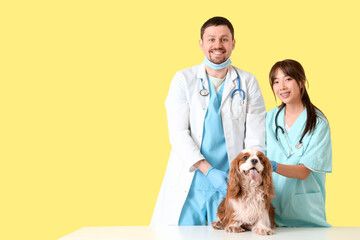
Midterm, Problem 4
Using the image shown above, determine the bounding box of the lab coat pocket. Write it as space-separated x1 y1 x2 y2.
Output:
293 192 327 226
230 96 246 120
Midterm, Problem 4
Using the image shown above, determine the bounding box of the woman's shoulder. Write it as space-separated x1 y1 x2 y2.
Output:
266 106 281 117
265 106 282 125
315 108 330 128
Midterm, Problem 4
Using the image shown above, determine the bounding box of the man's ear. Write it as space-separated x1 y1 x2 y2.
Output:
199 39 203 51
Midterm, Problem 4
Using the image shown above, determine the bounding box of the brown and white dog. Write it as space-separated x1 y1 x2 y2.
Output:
212 148 276 235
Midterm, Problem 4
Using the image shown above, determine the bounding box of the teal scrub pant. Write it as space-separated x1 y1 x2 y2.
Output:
178 185 223 225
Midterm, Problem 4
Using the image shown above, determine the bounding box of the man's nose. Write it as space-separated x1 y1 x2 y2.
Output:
214 39 223 47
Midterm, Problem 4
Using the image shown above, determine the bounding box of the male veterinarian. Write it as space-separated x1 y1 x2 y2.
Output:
151 16 266 226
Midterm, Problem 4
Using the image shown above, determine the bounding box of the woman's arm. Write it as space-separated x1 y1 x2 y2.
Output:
275 163 311 180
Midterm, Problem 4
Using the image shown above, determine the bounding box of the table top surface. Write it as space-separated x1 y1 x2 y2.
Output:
59 226 360 240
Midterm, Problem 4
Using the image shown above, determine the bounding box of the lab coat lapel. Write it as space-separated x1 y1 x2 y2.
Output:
221 66 237 107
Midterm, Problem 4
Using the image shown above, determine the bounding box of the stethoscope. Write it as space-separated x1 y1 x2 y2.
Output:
275 107 304 159
200 70 245 119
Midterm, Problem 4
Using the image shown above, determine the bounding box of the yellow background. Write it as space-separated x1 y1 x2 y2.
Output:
1 0 359 239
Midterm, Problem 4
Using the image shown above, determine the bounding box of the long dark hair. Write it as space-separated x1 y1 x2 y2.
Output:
269 59 324 140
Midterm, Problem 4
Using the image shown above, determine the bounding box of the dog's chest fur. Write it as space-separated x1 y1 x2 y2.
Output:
229 182 266 225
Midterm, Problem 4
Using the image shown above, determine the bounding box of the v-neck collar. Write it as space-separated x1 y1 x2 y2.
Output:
207 75 225 109
277 107 307 141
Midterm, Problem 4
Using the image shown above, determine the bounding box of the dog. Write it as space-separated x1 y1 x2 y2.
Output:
211 148 276 235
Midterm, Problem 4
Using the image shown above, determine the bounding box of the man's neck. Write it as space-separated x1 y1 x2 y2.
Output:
205 65 229 79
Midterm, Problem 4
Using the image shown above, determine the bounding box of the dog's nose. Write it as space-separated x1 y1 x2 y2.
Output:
251 159 258 165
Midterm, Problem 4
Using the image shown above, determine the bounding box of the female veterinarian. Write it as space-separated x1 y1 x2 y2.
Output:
266 59 332 227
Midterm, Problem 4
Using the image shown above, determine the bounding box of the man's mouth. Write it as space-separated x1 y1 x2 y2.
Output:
210 49 225 55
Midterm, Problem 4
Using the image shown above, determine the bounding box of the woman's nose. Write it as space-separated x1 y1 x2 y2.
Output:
280 81 286 90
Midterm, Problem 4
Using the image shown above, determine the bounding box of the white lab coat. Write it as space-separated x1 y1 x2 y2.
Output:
151 63 265 226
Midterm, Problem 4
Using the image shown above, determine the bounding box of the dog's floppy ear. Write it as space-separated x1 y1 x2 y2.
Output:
228 153 243 198
259 152 275 199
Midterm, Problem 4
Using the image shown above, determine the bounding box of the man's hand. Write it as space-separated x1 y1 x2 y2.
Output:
206 166 228 197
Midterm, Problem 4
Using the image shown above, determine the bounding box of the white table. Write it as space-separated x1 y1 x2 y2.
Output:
59 226 360 240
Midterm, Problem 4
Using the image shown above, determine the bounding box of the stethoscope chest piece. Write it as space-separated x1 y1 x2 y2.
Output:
295 142 303 149
200 89 209 96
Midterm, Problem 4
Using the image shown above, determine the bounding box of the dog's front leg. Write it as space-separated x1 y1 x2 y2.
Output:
211 217 224 230
252 212 274 235
225 220 245 233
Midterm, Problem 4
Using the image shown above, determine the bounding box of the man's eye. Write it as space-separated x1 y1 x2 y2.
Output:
222 39 228 42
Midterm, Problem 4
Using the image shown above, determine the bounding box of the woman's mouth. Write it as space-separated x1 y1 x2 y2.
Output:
280 92 290 97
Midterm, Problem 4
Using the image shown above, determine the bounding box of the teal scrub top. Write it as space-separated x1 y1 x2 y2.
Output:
192 77 229 191
266 107 332 227
179 77 229 225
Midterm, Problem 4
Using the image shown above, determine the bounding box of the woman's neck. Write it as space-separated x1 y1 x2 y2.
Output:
285 103 305 115
284 103 305 127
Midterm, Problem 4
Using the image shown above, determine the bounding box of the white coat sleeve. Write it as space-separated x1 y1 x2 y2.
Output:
165 72 204 172
244 74 266 152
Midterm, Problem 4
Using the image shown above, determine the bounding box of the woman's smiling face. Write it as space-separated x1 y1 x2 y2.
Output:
272 68 304 105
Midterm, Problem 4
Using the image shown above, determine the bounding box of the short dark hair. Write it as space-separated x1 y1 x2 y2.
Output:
201 16 234 40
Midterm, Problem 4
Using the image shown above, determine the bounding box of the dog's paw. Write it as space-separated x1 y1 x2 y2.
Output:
211 220 224 230
225 225 245 233
252 226 274 235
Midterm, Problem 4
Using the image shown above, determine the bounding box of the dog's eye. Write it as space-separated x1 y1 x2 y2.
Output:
259 157 263 162
243 156 248 160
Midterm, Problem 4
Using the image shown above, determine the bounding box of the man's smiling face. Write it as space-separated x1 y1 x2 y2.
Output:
199 25 235 64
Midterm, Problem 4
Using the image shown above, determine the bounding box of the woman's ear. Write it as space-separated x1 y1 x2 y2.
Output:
300 79 306 89
299 79 306 96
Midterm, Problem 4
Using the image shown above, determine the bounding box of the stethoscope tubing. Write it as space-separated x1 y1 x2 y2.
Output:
200 69 245 100
274 107 304 158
